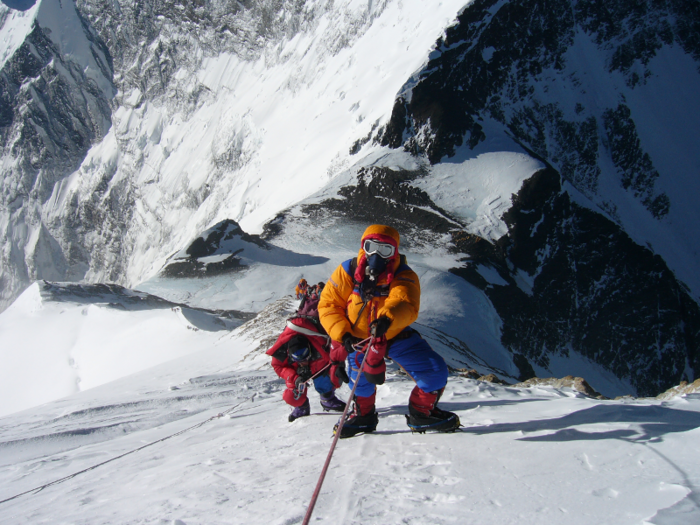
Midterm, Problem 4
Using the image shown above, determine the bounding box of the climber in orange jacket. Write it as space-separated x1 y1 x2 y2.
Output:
318 224 459 437
295 278 308 299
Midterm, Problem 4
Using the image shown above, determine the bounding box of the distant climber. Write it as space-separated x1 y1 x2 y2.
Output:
267 305 345 421
318 224 459 437
298 286 321 317
295 278 308 299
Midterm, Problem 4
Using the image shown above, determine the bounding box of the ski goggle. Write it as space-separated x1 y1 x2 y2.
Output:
289 346 311 363
363 239 396 259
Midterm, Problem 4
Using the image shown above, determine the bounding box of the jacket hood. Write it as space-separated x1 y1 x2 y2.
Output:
355 224 401 284
360 224 400 250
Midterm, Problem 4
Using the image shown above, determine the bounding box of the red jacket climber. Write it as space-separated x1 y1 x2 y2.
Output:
267 315 344 421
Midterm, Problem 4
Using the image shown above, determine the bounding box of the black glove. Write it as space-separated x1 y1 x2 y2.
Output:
296 365 312 382
343 332 357 354
370 316 392 338
331 361 350 385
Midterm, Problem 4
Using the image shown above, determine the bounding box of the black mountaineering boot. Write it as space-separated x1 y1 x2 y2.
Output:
334 401 378 438
406 404 460 433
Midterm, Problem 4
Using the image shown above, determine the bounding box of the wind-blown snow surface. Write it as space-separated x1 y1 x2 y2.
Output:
413 150 545 241
1 297 699 524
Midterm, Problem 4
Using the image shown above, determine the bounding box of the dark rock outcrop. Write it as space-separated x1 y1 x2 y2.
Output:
451 168 700 397
514 376 605 399
378 0 699 217
160 220 266 279
0 6 115 309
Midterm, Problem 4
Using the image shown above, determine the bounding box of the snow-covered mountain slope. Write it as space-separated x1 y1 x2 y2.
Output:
0 2 38 70
0 281 251 418
1 290 700 524
0 0 114 309
0 0 469 312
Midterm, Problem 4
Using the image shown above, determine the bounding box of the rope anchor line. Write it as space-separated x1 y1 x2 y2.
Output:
302 336 373 525
0 395 256 506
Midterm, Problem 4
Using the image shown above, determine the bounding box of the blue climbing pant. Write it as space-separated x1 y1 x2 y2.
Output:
312 374 334 395
348 329 448 397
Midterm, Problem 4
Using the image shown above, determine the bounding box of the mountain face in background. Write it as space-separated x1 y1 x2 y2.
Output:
373 0 700 396
2 0 465 303
0 0 114 305
1 0 699 397
0 0 289 306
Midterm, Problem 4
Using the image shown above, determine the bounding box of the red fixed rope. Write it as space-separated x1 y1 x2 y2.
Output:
301 337 372 525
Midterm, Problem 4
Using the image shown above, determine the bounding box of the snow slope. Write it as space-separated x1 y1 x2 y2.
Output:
1 295 699 524
0 282 244 418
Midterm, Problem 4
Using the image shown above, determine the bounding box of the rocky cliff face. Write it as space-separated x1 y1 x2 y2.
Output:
451 167 700 397
380 0 697 220
0 0 114 308
374 0 700 395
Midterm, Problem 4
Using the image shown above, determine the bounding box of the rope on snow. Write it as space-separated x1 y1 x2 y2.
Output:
0 394 257 506
302 337 373 525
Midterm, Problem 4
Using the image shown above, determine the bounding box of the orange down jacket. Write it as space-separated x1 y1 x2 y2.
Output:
318 225 421 342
